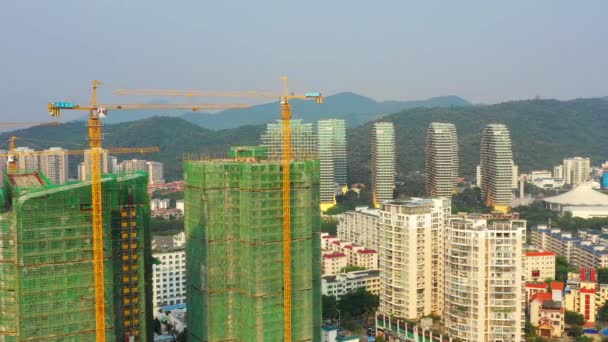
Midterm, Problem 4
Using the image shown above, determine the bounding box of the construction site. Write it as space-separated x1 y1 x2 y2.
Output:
0 169 152 341
184 146 322 341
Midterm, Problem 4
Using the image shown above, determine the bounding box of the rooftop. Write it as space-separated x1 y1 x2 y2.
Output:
323 252 346 259
544 183 608 206
525 251 556 257
530 292 553 303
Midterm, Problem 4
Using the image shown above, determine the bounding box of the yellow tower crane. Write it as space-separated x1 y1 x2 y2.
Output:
114 76 323 341
48 80 251 342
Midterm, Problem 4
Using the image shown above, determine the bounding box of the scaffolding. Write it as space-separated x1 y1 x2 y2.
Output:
0 170 151 342
185 147 322 342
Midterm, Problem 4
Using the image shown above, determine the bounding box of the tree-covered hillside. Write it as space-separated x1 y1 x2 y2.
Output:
2 98 608 185
347 98 608 184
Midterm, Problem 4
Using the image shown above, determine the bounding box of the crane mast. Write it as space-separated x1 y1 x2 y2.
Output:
47 81 250 342
280 76 293 342
112 77 322 341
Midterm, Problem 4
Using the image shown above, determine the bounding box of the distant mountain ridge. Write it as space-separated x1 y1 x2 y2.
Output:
4 97 607 186
181 92 471 129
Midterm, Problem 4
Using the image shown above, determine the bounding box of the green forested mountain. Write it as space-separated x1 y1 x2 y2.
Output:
2 97 608 184
347 98 608 184
0 117 264 180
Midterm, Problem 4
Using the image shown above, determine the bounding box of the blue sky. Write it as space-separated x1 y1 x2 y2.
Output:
0 0 606 121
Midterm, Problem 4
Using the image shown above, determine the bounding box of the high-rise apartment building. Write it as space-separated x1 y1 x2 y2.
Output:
120 159 147 174
146 161 165 185
317 119 347 210
261 119 316 160
378 198 450 319
425 122 459 197
371 122 396 208
553 165 564 179
479 124 514 212
0 170 152 341
444 217 525 342
78 148 109 181
476 164 482 187
563 157 591 186
337 206 381 251
109 156 119 174
511 160 519 189
39 147 68 184
184 146 321 342
14 147 38 171
152 241 186 310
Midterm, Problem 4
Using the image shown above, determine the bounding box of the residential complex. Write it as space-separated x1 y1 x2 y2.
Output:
337 206 381 251
0 170 152 341
152 235 186 310
14 147 38 170
553 165 564 179
371 122 396 207
120 158 147 174
524 251 556 282
322 270 381 298
377 198 450 319
443 217 525 342
317 119 347 210
425 122 459 198
39 147 68 184
146 161 165 185
78 148 109 181
563 157 591 186
530 225 608 269
321 233 378 272
261 119 316 160
479 124 514 212
184 146 321 342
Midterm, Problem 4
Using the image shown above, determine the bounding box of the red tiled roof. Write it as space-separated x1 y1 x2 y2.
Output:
530 292 552 303
343 245 353 250
357 249 377 254
551 282 565 291
525 251 556 257
332 241 341 245
526 282 548 289
323 253 346 259
580 287 596 294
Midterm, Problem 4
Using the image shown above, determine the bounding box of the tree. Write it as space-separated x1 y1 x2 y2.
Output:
152 318 161 335
597 268 608 284
375 336 386 342
565 310 586 326
556 256 577 282
340 265 366 273
597 300 608 322
567 325 583 339
451 187 490 213
337 288 379 319
322 295 337 319
321 218 338 235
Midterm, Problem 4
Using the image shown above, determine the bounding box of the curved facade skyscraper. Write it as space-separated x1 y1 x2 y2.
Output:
480 124 514 212
425 122 459 197
317 119 347 210
371 122 395 208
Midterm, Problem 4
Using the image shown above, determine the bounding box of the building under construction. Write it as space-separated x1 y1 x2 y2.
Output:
185 146 322 341
0 170 152 341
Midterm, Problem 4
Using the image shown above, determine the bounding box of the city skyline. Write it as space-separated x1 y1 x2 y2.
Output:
1 1 607 121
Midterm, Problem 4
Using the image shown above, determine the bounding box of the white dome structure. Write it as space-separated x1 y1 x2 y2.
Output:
543 183 608 218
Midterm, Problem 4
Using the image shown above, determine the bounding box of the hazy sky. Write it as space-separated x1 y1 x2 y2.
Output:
1 0 606 121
